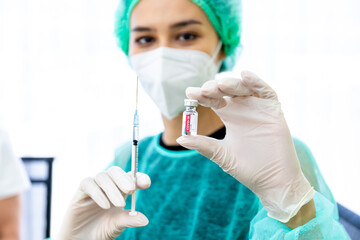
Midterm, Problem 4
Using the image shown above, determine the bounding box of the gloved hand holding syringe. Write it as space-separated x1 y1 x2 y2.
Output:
56 76 150 239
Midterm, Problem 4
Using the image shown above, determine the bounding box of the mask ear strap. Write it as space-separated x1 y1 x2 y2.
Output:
211 41 223 61
205 41 223 69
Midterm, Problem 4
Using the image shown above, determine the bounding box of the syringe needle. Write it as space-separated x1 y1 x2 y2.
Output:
136 76 138 110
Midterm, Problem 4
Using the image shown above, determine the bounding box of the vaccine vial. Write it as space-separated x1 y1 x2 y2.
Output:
182 99 198 136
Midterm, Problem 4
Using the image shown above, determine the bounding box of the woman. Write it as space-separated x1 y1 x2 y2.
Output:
58 0 349 239
0 129 30 239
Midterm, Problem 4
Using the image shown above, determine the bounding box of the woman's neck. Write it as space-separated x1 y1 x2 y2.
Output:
161 106 224 146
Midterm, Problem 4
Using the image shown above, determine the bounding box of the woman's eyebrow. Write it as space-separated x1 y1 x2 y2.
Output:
131 26 156 32
131 20 202 32
170 20 202 29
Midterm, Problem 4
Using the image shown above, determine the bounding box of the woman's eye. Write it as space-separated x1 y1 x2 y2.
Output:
136 36 154 45
178 33 197 41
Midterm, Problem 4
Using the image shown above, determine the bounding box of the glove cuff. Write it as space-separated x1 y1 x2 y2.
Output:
287 187 315 221
259 175 316 223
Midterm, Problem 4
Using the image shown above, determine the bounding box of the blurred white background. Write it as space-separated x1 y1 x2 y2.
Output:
0 0 359 237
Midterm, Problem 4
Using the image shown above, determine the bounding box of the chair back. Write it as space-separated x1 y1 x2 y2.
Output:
20 157 54 240
338 203 360 239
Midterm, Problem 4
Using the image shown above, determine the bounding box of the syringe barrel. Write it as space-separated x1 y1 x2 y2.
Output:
133 125 139 142
133 110 139 141
131 144 138 174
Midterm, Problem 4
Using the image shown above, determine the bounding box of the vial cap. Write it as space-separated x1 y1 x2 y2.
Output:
184 99 198 107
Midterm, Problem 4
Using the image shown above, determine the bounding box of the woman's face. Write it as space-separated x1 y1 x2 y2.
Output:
129 0 225 61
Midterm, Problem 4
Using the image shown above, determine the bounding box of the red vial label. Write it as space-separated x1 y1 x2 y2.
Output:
185 115 191 132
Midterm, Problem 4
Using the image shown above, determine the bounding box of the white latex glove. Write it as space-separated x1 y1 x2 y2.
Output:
177 71 315 223
57 166 151 240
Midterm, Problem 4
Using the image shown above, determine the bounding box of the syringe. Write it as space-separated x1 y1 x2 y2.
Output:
129 77 139 216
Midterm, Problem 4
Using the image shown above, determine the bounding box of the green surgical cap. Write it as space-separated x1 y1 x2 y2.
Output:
114 0 242 72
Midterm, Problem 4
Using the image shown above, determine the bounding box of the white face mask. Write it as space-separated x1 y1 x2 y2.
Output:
130 42 222 119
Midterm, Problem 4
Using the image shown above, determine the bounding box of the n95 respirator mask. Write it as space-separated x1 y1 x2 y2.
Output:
130 42 222 119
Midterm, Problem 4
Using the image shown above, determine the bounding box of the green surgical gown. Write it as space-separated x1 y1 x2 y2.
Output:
108 134 350 239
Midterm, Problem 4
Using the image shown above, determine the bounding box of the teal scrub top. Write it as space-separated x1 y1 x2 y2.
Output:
108 134 350 239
